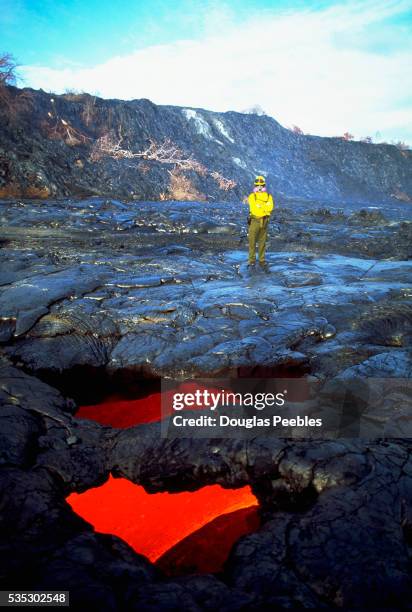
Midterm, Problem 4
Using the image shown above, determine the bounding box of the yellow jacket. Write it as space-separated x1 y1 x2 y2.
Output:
247 191 274 217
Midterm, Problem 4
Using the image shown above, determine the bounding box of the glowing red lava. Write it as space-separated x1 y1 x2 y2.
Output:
71 386 259 573
76 382 219 428
67 476 258 567
76 390 162 427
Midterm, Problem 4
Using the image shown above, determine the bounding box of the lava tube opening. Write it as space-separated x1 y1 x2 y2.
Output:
67 476 259 576
72 381 260 575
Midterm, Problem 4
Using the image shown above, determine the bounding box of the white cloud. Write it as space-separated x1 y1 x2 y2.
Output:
20 0 412 143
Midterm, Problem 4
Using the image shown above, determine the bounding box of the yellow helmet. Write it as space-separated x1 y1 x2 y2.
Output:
254 175 266 186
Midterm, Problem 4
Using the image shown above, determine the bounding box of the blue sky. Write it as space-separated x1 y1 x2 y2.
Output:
1 0 412 143
2 0 335 66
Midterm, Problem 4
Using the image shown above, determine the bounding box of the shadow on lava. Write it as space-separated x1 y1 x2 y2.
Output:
33 364 162 406
156 506 260 576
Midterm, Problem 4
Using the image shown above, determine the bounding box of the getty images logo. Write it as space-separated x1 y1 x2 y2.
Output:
172 388 287 411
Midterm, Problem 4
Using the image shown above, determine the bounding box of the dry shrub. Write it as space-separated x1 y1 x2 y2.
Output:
90 132 236 200
189 159 208 176
24 185 51 198
0 183 50 199
167 168 206 201
90 133 208 173
210 171 236 191
42 116 89 146
62 89 89 102
140 139 201 170
41 95 90 146
90 131 134 161
0 183 21 198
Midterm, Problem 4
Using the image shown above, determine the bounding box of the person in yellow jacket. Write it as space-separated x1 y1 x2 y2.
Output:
246 176 274 267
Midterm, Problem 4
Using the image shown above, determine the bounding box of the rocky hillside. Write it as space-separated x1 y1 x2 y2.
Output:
0 85 411 203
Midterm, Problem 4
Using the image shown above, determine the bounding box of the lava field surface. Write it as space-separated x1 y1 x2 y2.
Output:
1 196 412 609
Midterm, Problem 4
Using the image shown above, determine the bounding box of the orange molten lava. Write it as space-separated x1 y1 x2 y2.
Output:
67 475 258 562
72 387 258 571
76 391 162 427
76 382 221 428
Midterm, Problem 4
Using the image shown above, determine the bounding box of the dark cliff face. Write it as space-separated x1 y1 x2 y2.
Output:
0 85 411 203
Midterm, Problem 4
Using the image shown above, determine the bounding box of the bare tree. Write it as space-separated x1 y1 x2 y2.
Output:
291 125 304 135
90 132 134 161
90 132 207 172
138 139 207 171
91 131 236 198
0 53 18 85
0 52 33 118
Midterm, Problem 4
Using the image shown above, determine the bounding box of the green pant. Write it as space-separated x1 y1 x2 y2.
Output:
248 216 270 263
